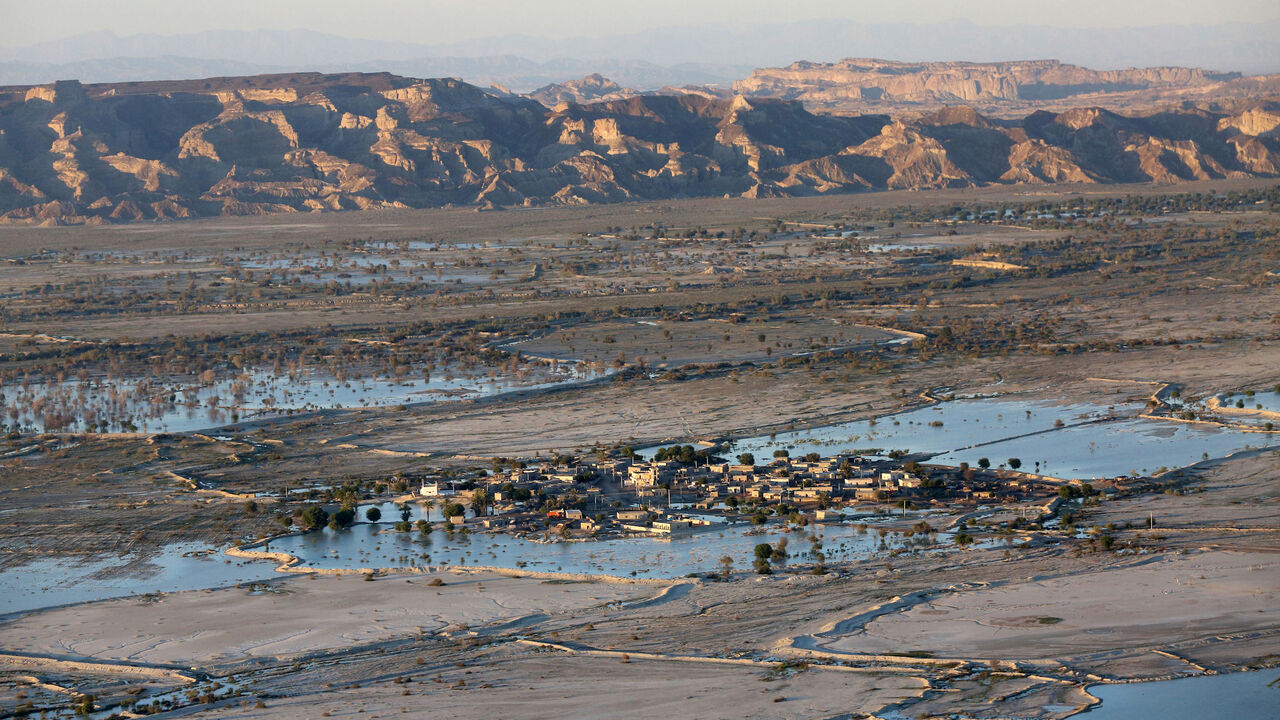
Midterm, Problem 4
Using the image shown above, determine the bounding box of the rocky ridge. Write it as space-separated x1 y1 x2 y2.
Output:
526 74 644 107
0 72 1277 224
523 74 726 108
735 58 1279 114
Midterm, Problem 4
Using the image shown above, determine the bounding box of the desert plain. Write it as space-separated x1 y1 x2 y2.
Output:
0 180 1278 718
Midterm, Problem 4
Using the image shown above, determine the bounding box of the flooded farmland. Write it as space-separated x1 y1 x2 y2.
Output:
696 398 1279 480
1 361 608 434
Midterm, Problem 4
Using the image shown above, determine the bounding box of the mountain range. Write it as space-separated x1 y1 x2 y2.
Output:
531 61 1280 117
2 19 1279 90
1 72 1277 225
0 54 751 95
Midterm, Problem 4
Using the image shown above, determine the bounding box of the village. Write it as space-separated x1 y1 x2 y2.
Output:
406 444 1125 544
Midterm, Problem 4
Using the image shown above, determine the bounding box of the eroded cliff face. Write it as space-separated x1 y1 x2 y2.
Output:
0 72 1276 224
733 58 1269 112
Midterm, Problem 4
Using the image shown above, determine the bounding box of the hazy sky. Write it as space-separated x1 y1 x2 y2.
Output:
4 0 1279 48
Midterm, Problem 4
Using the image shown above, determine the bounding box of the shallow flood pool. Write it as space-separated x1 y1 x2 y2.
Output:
1074 670 1279 719
652 399 1107 462
2 362 607 434
0 542 277 615
267 514 972 579
932 415 1278 478
1216 389 1280 414
0 506 981 614
663 398 1279 480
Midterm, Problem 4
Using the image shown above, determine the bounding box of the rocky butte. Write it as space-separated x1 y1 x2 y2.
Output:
0 71 1277 224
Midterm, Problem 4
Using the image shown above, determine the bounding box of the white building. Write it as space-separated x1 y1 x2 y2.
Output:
419 481 456 497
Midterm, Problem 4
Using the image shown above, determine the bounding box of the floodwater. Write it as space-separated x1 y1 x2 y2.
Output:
267 509 970 579
671 398 1279 480
713 399 1108 461
1 362 607 434
0 542 277 615
1216 390 1280 414
7 395 1277 613
0 503 976 613
1074 670 1279 719
932 415 1278 479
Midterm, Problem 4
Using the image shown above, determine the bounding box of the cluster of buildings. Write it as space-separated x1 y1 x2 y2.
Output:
409 449 1056 540
619 455 919 505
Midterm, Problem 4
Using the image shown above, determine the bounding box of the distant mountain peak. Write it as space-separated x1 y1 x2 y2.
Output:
526 75 632 107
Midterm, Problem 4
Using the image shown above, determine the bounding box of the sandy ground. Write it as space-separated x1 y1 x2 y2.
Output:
514 318 902 366
338 360 973 458
221 332 1279 464
823 550 1280 660
2 543 1274 718
7 178 1263 254
1087 448 1280 543
0 571 655 666
187 652 927 720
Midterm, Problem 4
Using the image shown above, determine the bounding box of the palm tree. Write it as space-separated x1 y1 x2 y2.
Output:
470 488 493 516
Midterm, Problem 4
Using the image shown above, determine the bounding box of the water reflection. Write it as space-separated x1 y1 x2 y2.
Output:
269 511 968 579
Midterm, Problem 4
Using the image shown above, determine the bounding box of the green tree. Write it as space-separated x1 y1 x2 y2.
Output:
719 555 733 580
770 538 789 571
300 506 329 530
365 507 382 522
737 452 755 466
977 457 991 469
331 508 356 528
1008 458 1022 470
